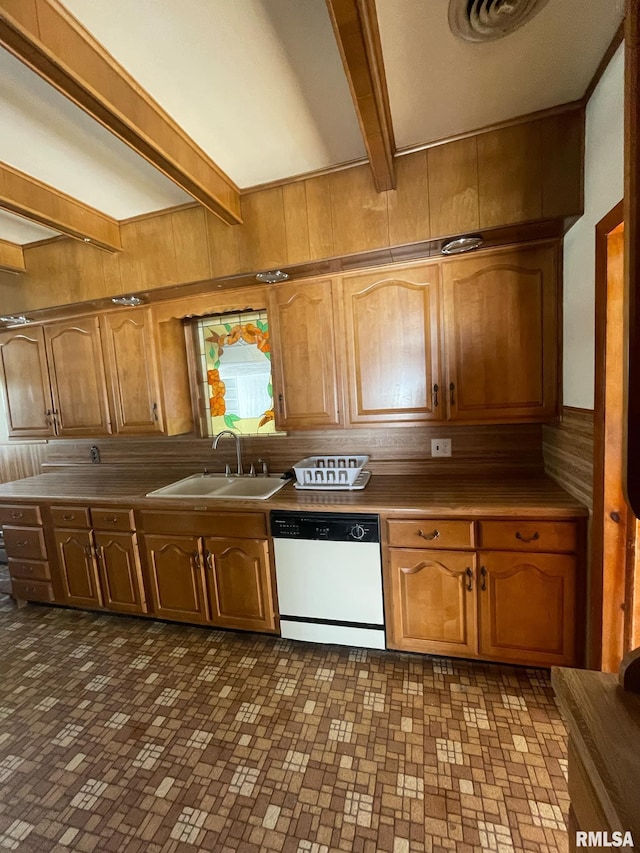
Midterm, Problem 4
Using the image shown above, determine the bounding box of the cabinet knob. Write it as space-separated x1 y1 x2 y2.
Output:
515 531 539 543
418 529 439 541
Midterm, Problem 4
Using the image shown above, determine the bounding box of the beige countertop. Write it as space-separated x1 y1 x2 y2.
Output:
0 468 588 518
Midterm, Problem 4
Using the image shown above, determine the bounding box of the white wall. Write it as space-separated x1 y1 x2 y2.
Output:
563 44 625 409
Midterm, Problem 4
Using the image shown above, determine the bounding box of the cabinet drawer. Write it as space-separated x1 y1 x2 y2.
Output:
3 526 47 560
387 519 474 550
90 508 135 531
50 506 91 528
8 558 51 582
0 504 41 525
11 578 55 603
478 520 578 553
139 511 267 539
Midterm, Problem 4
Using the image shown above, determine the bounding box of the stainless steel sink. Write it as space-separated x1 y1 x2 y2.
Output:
146 473 289 500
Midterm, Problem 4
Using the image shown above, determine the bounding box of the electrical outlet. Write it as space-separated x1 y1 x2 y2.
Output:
431 438 452 457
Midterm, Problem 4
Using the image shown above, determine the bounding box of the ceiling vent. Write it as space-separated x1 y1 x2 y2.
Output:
449 0 550 43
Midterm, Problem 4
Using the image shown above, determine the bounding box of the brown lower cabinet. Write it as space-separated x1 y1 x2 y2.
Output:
143 532 276 633
385 516 581 667
139 509 276 632
54 523 147 614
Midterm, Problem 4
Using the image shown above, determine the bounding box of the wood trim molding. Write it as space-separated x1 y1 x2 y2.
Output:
396 100 584 158
626 0 640 519
326 0 395 191
583 22 625 105
0 237 25 272
0 162 122 252
0 0 241 226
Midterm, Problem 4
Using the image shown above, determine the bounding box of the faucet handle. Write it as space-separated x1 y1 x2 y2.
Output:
258 458 269 476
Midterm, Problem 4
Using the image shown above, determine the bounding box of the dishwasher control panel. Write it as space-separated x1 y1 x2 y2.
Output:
270 511 380 543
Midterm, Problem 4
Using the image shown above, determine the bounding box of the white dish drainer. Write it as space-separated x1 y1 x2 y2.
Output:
292 455 369 489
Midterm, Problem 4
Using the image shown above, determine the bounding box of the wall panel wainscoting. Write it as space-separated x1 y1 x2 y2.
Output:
542 407 595 510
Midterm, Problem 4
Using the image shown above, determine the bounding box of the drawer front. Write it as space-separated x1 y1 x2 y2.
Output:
11 578 55 603
50 506 91 528
0 504 41 526
8 558 51 582
479 520 578 553
139 510 267 539
3 526 47 560
387 519 474 550
90 508 135 532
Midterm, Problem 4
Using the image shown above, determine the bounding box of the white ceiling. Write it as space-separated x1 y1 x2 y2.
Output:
0 0 626 247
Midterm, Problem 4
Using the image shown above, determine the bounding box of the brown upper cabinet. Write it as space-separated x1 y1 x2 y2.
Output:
340 263 441 425
0 326 55 438
44 317 112 437
268 277 343 430
441 243 558 422
100 309 164 434
0 307 189 439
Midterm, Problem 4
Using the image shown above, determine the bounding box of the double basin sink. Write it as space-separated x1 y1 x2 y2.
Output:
146 472 290 501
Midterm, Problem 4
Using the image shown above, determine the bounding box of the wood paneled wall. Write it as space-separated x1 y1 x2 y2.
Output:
543 407 594 509
0 442 47 484
0 108 583 315
43 424 544 477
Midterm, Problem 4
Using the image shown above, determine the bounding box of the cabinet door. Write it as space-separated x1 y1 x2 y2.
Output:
143 534 209 624
95 530 147 615
100 308 164 434
54 528 102 608
477 550 576 666
44 317 112 436
341 263 441 424
0 327 55 438
442 244 558 421
204 537 276 632
269 278 342 429
387 548 477 657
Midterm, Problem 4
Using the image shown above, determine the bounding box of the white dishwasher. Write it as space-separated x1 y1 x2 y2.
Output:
270 511 385 650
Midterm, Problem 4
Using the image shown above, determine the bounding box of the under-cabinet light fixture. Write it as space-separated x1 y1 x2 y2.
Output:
255 270 289 284
441 235 483 255
111 295 145 307
0 315 33 325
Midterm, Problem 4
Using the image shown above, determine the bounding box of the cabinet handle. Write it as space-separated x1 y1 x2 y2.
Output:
466 567 473 591
84 545 93 557
152 402 159 422
515 531 539 543
10 511 23 519
433 384 439 407
278 393 284 415
105 516 118 524
480 566 487 591
191 551 200 567
205 550 213 570
449 383 456 405
15 540 28 548
417 529 439 541
62 514 75 521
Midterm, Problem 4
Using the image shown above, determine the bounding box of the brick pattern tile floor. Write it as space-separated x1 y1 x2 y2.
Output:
0 589 570 852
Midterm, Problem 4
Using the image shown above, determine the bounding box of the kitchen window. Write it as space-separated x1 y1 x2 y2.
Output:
187 310 278 437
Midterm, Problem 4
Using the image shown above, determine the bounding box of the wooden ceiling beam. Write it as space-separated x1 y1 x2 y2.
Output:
0 0 242 226
326 0 396 192
0 162 122 251
0 237 25 272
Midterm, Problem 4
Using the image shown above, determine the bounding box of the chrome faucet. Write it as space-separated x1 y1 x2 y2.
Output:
212 430 243 475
